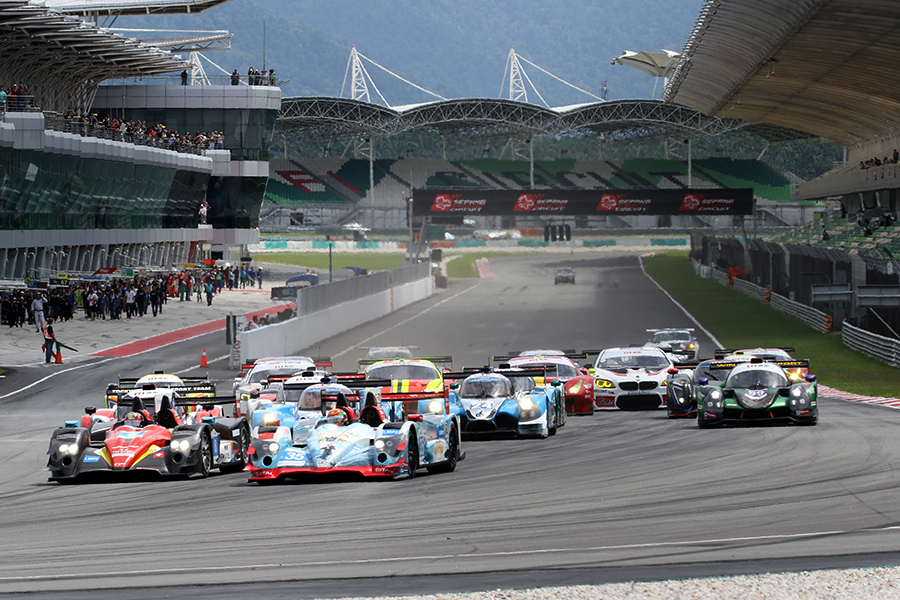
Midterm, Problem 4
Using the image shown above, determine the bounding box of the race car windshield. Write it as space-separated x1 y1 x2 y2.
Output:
366 365 440 381
727 370 788 389
652 331 690 343
507 376 535 393
525 362 577 378
460 379 512 398
600 353 669 370
296 388 351 410
249 368 302 383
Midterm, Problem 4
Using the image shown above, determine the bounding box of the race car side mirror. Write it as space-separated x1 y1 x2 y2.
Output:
550 380 562 387
84 406 97 415
698 377 709 385
449 382 459 390
667 368 679 375
250 390 260 398
805 374 817 382
588 368 595 374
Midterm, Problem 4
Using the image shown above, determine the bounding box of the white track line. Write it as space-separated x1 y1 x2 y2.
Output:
640 253 723 348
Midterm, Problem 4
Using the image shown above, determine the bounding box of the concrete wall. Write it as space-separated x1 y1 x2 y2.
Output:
238 276 433 362
92 85 282 112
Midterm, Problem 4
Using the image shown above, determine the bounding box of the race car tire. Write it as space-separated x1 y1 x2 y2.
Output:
405 431 419 479
549 407 558 436
195 433 213 478
798 416 818 426
221 424 250 473
697 416 716 429
428 424 459 474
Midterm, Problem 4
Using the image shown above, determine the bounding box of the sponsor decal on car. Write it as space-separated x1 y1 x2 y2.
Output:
83 455 101 463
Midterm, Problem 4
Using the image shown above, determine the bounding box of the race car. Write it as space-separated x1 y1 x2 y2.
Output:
696 358 818 427
47 396 250 482
105 372 215 410
249 379 372 432
447 367 565 437
645 328 699 364
493 351 595 415
713 347 809 381
246 381 463 483
234 356 331 415
665 356 753 418
336 358 451 416
590 347 673 410
357 349 452 372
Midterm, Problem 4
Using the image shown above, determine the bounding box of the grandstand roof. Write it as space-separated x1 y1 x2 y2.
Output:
0 0 189 112
665 0 900 146
36 0 232 15
277 96 813 143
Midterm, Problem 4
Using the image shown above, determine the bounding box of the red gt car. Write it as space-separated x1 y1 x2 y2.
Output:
495 351 595 416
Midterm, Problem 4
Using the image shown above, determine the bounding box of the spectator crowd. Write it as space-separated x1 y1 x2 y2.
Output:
0 83 35 112
1 265 266 329
53 111 224 153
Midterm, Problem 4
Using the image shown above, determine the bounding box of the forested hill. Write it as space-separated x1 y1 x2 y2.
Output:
118 0 702 105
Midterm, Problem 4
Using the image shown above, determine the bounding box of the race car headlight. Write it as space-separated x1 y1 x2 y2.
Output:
567 379 583 394
57 444 79 455
261 412 280 427
374 439 385 450
688 343 696 350
170 439 191 452
708 389 723 401
703 388 724 410
595 379 614 389
518 397 536 410
791 387 803 398
427 400 443 414
267 442 280 454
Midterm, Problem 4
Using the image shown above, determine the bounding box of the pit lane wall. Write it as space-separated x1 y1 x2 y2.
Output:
237 262 432 362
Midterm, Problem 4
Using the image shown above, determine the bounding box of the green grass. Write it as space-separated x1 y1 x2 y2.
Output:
643 251 900 396
255 252 405 271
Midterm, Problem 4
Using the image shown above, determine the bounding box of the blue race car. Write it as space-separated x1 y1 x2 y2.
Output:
246 381 463 483
448 368 565 438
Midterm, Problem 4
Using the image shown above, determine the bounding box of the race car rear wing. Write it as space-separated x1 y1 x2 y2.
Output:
491 353 587 364
241 357 333 370
703 358 809 372
356 355 453 368
444 366 560 380
646 328 695 333
713 348 796 359
105 383 216 405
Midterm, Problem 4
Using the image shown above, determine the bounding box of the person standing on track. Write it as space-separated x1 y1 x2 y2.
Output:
31 293 46 332
42 318 56 364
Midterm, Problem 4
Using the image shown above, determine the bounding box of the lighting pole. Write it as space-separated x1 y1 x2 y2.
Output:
329 241 333 283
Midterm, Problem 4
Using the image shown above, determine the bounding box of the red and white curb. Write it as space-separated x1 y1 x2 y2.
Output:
819 384 900 409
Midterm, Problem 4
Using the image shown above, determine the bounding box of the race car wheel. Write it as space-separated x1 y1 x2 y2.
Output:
195 433 212 478
428 424 458 474
221 424 250 473
405 432 418 479
697 416 715 429
549 407 558 436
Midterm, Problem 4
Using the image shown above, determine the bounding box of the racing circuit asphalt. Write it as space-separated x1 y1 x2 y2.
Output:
2 252 900 599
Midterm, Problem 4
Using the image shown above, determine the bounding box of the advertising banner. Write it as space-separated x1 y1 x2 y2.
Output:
412 188 754 216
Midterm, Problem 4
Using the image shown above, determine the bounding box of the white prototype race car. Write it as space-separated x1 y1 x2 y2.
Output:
591 347 673 410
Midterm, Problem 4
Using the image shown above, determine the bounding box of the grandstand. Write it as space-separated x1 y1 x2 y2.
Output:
0 0 278 279
265 156 792 229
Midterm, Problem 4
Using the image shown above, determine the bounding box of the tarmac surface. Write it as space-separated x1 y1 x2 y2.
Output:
0 274 292 369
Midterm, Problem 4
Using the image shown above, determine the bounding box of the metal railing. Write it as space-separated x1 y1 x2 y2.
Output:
732 278 771 303
769 292 833 333
0 94 39 114
842 319 900 367
43 114 220 156
100 74 283 87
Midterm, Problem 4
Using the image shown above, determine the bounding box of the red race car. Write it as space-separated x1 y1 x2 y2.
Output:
494 351 595 416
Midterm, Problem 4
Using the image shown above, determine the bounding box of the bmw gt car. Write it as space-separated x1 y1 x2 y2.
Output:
591 347 673 410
